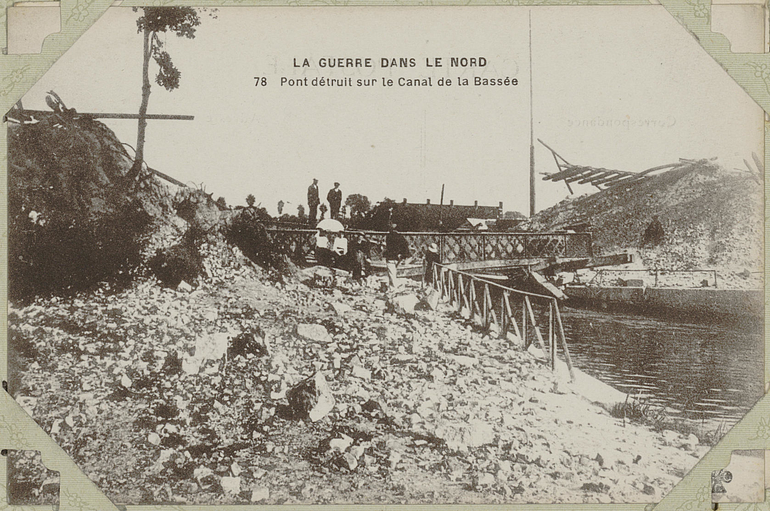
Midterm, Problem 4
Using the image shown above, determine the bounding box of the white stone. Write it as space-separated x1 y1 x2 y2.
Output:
329 435 354 452
352 365 371 380
250 487 270 502
221 476 241 495
296 324 332 344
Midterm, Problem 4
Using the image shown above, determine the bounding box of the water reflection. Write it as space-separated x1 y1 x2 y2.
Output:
559 306 764 427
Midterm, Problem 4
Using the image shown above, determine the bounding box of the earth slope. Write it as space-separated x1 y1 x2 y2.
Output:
528 160 763 276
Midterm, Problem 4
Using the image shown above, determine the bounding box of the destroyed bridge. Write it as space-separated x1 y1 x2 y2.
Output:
268 228 625 276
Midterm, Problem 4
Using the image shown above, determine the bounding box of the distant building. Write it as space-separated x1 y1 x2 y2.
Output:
367 198 505 232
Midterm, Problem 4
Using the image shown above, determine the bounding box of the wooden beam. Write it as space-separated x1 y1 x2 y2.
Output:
537 138 572 166
88 113 195 120
594 174 633 187
564 169 614 184
530 270 567 300
148 166 187 187
542 165 591 181
588 173 634 186
16 109 194 120
577 170 624 184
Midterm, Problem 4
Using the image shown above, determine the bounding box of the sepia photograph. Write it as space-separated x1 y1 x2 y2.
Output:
5 5 765 505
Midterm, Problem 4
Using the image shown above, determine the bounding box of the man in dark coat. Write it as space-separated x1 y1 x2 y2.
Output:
327 182 342 219
307 178 320 225
384 223 410 289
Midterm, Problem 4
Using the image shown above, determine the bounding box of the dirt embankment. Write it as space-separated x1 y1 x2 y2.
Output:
8 112 230 300
10 246 708 505
528 161 763 282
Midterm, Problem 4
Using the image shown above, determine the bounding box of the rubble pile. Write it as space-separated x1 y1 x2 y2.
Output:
10 252 707 505
528 161 763 280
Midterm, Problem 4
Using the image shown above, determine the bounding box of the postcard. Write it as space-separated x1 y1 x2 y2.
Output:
1 2 767 509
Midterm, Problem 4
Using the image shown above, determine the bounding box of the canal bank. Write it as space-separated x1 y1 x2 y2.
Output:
564 284 763 320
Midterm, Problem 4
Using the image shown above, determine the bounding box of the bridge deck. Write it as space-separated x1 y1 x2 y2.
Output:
269 229 593 264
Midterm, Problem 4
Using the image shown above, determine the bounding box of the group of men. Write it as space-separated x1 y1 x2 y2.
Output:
307 178 441 290
307 178 342 224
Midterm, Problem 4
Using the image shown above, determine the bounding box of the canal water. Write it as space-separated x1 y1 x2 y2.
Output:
559 306 764 428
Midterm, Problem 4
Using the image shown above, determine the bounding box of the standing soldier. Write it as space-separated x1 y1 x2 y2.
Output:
307 178 320 225
327 182 342 219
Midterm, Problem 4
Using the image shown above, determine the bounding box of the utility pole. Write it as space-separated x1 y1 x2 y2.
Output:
529 9 536 218
439 183 445 230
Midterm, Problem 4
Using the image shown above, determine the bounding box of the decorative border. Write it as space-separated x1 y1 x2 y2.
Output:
0 1 767 511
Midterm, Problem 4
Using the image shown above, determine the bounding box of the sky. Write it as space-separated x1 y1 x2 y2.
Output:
21 5 764 216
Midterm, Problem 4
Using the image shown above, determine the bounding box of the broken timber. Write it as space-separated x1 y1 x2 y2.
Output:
7 109 194 121
538 139 688 192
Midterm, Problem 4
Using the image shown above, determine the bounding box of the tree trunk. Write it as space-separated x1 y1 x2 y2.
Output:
129 27 153 182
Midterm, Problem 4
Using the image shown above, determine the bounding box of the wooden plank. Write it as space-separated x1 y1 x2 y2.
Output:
19 109 195 120
549 302 556 370
487 285 499 330
522 300 528 348
460 274 470 314
565 168 621 184
500 292 507 337
576 170 621 184
481 282 488 326
525 296 547 353
88 113 195 120
554 304 576 381
148 166 186 187
484 284 500 329
530 270 567 300
470 281 482 324
542 165 593 182
503 292 521 339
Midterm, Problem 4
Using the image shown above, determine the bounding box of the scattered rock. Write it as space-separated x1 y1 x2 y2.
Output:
329 435 354 452
387 294 420 316
341 452 359 471
527 344 546 359
419 288 440 311
296 323 333 344
195 332 229 361
581 481 610 493
451 355 478 367
352 365 371 380
331 302 352 315
435 419 495 452
250 486 270 502
147 432 161 446
286 372 336 422
228 330 269 359
475 472 496 488
177 281 193 293
220 476 241 495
